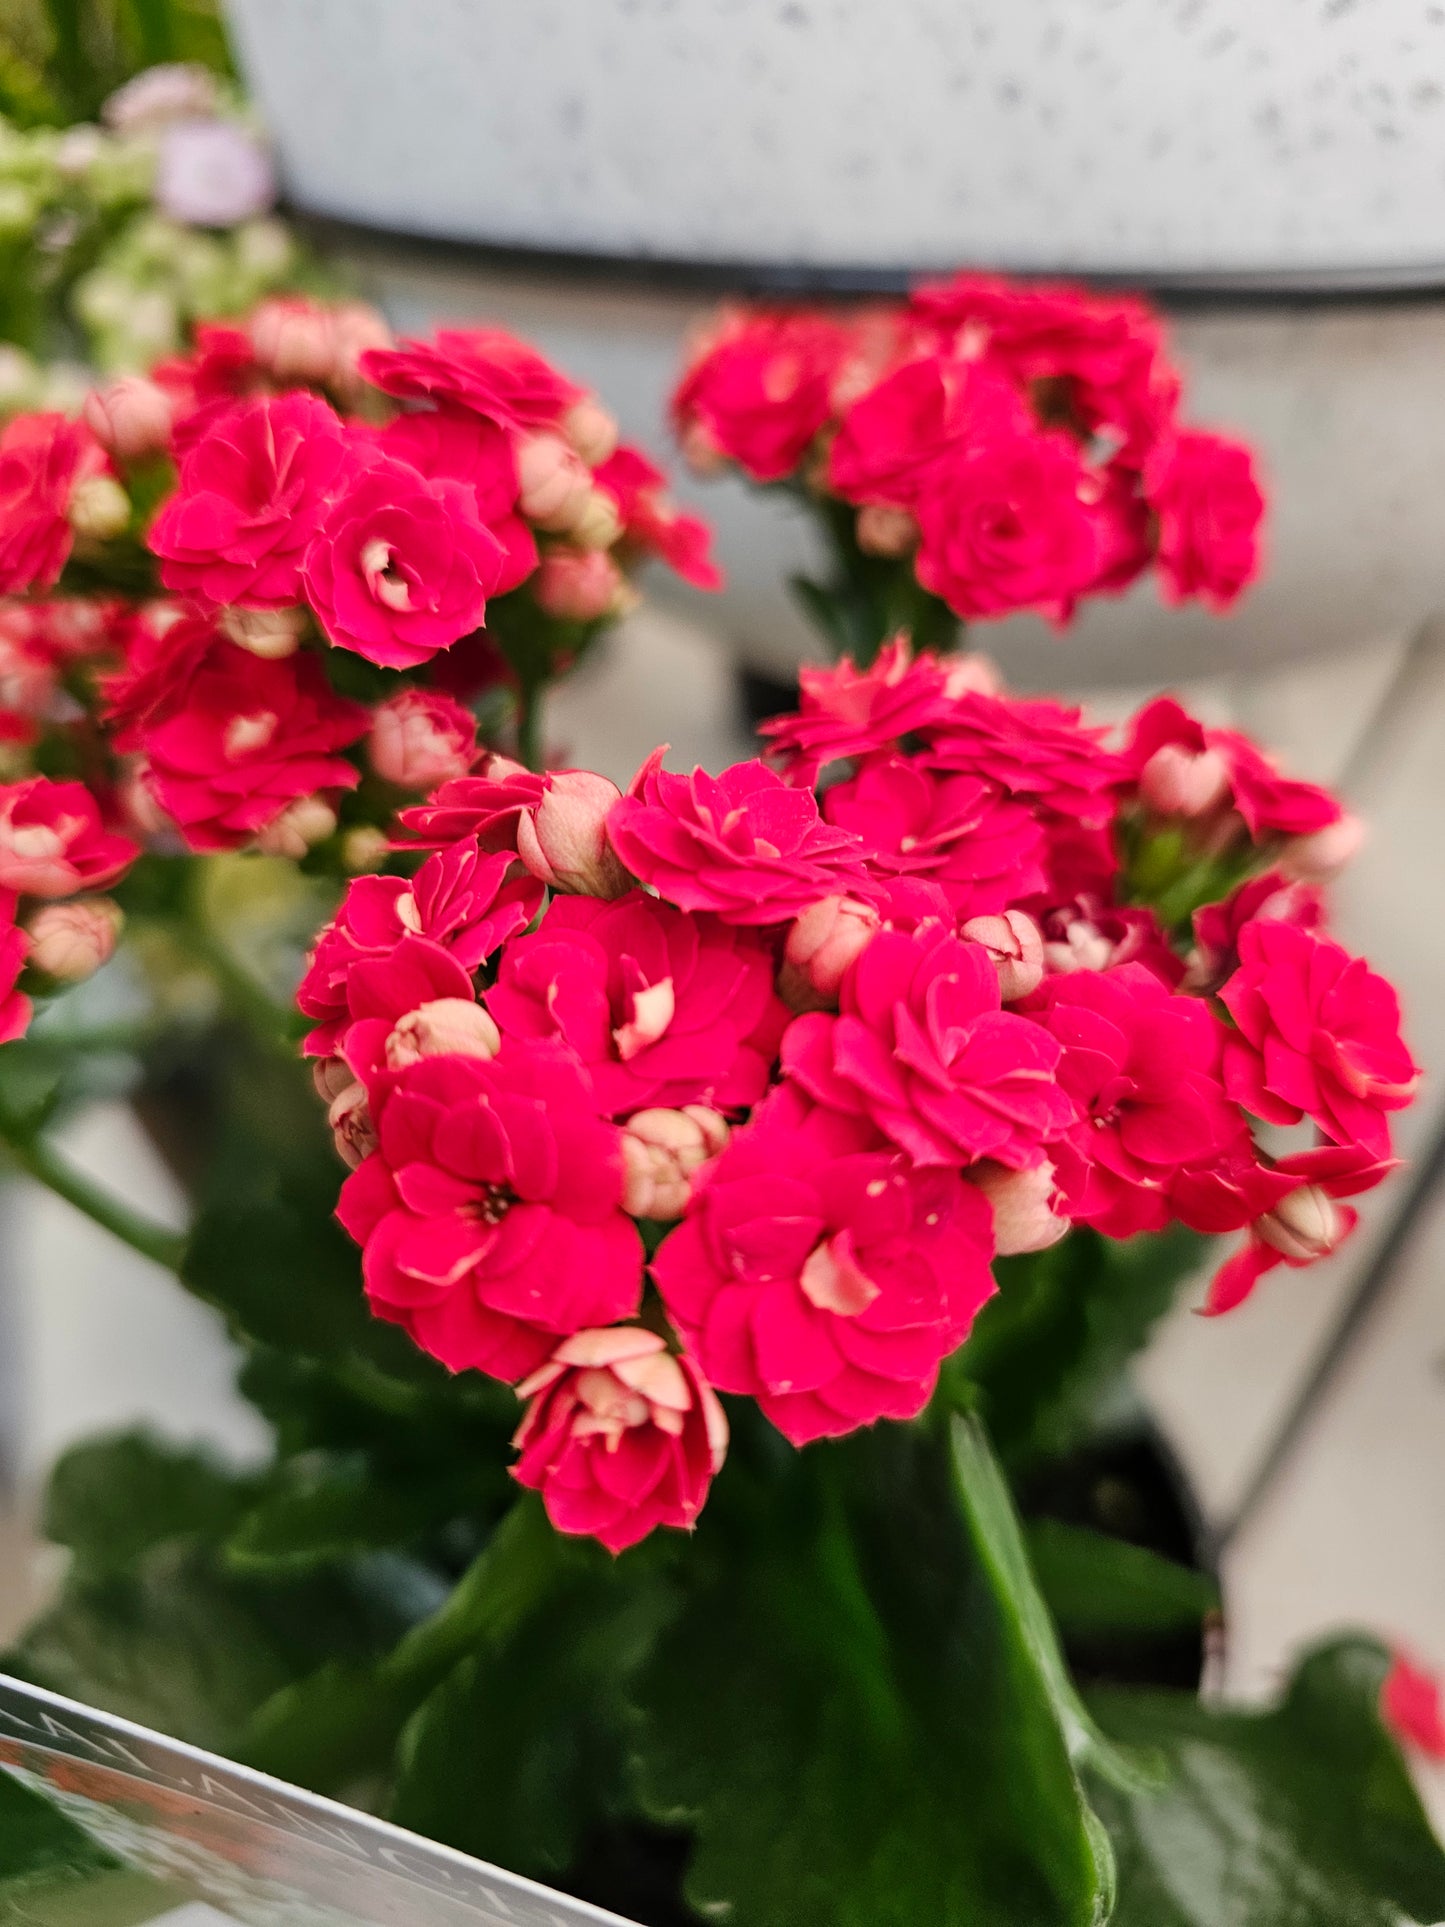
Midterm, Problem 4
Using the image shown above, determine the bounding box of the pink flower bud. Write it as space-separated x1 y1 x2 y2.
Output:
680 421 725 476
970 1159 1069 1255
254 796 337 859
341 826 391 873
855 503 919 557
516 433 592 530
82 377 174 462
940 653 1003 699
562 398 620 467
779 895 880 1012
250 297 341 386
621 1106 730 1219
533 546 627 623
1043 918 1116 976
961 910 1045 1002
515 770 632 896
1256 1185 1347 1263
67 474 129 541
1139 743 1232 819
25 897 122 982
1279 810 1365 883
385 997 502 1069
328 1081 376 1168
219 604 306 659
330 303 393 395
312 1055 355 1104
568 488 623 551
368 689 477 791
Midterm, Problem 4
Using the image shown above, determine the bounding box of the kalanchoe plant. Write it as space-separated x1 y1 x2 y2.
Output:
0 286 1441 1927
671 276 1265 664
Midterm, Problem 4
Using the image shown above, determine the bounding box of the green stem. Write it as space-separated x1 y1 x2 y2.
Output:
516 675 546 772
0 1120 187 1272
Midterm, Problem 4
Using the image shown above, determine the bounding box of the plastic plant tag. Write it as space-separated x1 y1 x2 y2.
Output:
0 1672 637 1927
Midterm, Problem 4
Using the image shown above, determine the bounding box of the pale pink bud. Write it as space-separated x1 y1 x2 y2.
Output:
1256 1185 1347 1263
341 826 391 873
1139 744 1232 819
517 433 592 530
941 653 1003 699
82 377 174 462
368 689 477 791
328 1081 376 1168
254 796 336 859
219 605 305 659
680 421 725 476
621 1106 730 1219
961 910 1044 1002
779 895 880 1012
250 297 340 386
330 303 393 397
971 1159 1069 1256
568 488 623 551
1279 811 1365 883
854 503 919 558
385 997 501 1069
515 771 632 896
1043 919 1115 976
25 897 122 982
312 1055 356 1104
533 547 628 623
67 474 129 541
562 398 620 466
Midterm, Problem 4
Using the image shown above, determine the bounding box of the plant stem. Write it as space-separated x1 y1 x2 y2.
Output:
0 1120 187 1272
516 675 546 772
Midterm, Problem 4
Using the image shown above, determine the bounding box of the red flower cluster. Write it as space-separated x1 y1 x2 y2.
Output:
672 276 1264 624
310 643 1411 1554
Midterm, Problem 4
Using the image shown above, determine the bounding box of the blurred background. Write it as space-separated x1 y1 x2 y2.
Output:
3 0 1445 1815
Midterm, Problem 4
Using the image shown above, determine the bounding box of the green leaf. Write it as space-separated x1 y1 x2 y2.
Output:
0 1765 117 1892
225 1451 502 1573
42 1430 255 1573
959 1226 1211 1466
631 1416 1115 1927
1092 1638 1445 1926
1025 1520 1219 1643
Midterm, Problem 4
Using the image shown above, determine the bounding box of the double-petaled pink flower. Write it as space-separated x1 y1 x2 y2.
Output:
512 1327 727 1552
782 923 1072 1168
652 1086 997 1444
360 327 583 430
1220 922 1419 1158
671 307 850 481
759 638 959 784
0 777 136 898
1144 430 1265 611
338 1043 643 1382
0 414 110 595
0 889 30 1043
486 889 787 1119
1201 1142 1394 1315
607 753 874 927
1127 696 1340 840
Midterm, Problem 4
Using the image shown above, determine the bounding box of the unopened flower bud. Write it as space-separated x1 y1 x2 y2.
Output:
67 473 130 541
941 653 1003 699
561 397 620 467
1256 1185 1347 1263
1043 918 1115 976
254 796 337 859
341 826 391 874
1279 811 1365 883
1139 743 1232 819
517 433 592 530
368 688 476 791
855 503 919 557
330 302 393 399
779 895 880 1011
312 1055 356 1104
82 377 174 461
250 297 339 386
568 488 623 551
25 897 122 982
962 910 1044 1002
328 1081 376 1168
219 604 306 659
516 771 632 896
621 1106 730 1219
385 997 501 1069
680 421 725 476
971 1159 1069 1256
533 547 628 623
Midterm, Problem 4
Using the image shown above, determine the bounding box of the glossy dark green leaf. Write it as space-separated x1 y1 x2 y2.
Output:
959 1226 1210 1466
225 1451 502 1573
1092 1638 1445 1926
1025 1520 1219 1642
631 1416 1114 1927
42 1430 255 1573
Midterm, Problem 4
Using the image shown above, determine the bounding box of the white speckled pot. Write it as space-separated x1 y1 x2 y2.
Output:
232 0 1445 282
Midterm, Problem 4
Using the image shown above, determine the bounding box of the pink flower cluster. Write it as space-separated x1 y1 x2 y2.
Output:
672 276 1264 623
311 642 1412 1554
0 302 716 870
